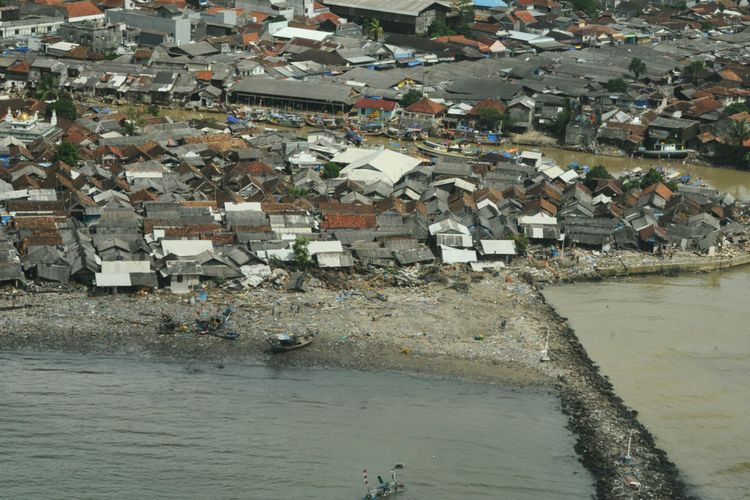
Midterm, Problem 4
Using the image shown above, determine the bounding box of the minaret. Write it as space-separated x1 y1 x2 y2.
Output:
50 109 57 127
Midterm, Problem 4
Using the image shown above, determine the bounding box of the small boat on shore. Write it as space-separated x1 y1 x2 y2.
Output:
267 331 316 353
195 306 240 340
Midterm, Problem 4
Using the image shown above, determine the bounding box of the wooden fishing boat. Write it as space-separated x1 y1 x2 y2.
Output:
267 332 315 353
416 141 474 159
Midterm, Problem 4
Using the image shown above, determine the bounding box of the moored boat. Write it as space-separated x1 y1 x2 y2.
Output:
417 141 474 159
637 144 691 159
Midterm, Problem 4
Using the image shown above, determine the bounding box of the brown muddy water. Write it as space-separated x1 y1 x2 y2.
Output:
545 267 750 500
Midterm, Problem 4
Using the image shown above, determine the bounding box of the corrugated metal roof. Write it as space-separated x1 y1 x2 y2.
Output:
479 240 516 255
161 239 214 256
323 0 451 16
95 273 131 287
101 260 152 274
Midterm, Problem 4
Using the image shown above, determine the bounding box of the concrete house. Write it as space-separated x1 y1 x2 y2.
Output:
322 0 452 35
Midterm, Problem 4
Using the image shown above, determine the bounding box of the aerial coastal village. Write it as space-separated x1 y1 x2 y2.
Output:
0 0 749 498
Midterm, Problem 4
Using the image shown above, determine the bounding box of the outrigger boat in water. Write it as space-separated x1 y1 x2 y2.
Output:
360 464 405 499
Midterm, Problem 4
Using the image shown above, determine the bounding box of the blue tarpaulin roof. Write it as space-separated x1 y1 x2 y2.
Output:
226 115 240 124
474 0 508 7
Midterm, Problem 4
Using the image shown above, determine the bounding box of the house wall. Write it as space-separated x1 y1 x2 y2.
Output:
58 23 122 52
0 17 63 38
106 9 191 44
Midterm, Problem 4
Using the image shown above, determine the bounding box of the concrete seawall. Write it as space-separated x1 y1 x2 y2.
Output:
595 253 750 278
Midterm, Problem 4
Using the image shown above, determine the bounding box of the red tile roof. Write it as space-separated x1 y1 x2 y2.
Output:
322 213 377 229
355 98 397 111
640 182 673 201
513 10 537 25
62 1 104 19
8 61 30 74
406 97 445 115
469 98 506 116
195 70 213 81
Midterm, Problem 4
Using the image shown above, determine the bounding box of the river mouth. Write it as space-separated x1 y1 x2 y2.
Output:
544 268 750 500
0 350 593 499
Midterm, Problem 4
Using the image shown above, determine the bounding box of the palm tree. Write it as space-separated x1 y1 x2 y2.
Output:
367 18 384 41
35 73 60 101
628 57 646 81
727 119 750 146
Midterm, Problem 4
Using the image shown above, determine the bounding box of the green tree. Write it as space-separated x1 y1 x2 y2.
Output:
727 119 750 146
477 108 504 132
292 237 312 269
454 0 474 24
549 100 571 140
54 140 80 166
509 233 528 255
605 78 628 93
288 186 308 199
683 60 706 82
46 97 77 121
639 168 664 188
399 89 423 107
428 20 455 37
724 102 749 115
584 164 612 189
629 57 647 81
570 0 600 16
321 162 340 179
147 104 160 116
123 121 136 136
367 18 384 41
35 73 61 101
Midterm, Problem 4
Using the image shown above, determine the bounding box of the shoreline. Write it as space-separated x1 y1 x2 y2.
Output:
1 258 730 499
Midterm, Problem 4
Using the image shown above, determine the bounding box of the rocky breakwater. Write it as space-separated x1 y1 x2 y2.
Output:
0 267 694 498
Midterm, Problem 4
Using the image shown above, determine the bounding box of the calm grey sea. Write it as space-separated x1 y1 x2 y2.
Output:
0 351 593 499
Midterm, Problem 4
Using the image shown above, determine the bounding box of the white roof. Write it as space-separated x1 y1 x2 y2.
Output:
339 149 421 185
429 218 470 235
440 245 477 264
520 151 543 161
592 193 612 205
480 240 517 255
308 240 343 255
558 169 580 184
225 201 262 212
95 273 131 287
258 248 294 261
540 165 565 180
161 239 214 257
431 177 476 193
507 30 544 42
273 27 330 42
101 261 151 274
518 213 558 226
48 41 79 52
331 147 377 164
